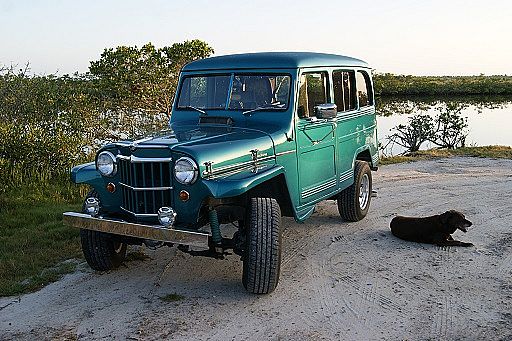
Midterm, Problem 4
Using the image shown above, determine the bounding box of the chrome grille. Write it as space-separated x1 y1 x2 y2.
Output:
118 157 173 217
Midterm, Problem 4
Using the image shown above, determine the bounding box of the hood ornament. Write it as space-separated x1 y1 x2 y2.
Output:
203 161 214 178
250 149 259 161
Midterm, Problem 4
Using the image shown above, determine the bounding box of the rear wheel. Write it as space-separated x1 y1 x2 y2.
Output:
80 190 127 271
337 161 372 222
242 197 282 294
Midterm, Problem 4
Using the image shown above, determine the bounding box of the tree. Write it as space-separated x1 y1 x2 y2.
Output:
88 40 213 125
0 66 100 185
432 103 469 149
386 114 436 153
0 40 215 191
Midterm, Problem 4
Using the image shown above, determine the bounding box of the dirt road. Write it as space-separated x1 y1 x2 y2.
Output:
1 157 512 340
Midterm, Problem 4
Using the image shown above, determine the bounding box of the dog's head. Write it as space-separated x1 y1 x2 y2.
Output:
440 210 473 233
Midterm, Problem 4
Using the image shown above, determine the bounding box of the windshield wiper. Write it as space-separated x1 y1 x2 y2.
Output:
182 105 207 115
242 103 285 116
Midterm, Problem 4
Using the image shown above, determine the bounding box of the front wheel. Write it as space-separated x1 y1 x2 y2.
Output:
242 197 282 294
80 190 127 271
337 161 372 222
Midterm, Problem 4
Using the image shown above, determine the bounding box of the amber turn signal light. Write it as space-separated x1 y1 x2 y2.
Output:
179 190 190 202
106 182 116 193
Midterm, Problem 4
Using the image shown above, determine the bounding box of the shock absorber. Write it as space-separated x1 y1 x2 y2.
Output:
209 208 222 245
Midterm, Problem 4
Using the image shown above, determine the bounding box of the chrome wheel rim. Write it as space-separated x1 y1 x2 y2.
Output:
359 174 370 210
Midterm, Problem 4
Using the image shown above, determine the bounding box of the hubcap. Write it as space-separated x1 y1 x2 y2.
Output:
359 174 370 210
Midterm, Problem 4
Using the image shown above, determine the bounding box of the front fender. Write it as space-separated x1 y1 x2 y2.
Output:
202 165 285 198
71 162 103 187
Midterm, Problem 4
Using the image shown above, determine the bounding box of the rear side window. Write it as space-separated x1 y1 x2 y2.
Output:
297 72 329 118
356 71 374 107
333 70 356 112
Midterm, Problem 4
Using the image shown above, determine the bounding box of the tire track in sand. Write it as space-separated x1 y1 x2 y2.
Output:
326 234 406 321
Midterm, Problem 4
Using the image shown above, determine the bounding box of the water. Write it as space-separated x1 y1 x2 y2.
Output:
376 96 512 155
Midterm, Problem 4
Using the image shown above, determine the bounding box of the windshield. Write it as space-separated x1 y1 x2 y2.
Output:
177 74 291 111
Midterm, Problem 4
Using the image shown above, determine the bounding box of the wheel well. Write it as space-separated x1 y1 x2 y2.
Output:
246 174 294 217
356 149 372 165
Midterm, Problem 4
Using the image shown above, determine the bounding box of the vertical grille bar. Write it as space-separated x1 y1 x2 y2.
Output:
159 163 164 207
151 163 156 214
131 162 136 213
142 163 147 214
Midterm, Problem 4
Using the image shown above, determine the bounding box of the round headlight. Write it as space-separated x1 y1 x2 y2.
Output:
174 157 198 184
96 151 117 177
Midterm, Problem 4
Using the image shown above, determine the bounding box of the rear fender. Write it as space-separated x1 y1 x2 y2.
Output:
354 145 379 170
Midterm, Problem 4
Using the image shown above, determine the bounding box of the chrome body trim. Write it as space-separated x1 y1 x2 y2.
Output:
202 154 276 178
117 155 173 163
63 212 209 249
339 169 353 183
276 150 296 157
116 142 171 149
336 108 374 122
371 153 379 165
301 178 337 199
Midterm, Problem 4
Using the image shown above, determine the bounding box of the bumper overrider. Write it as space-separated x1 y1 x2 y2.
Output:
62 212 210 249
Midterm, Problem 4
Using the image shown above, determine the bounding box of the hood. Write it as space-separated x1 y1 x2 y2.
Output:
115 124 276 178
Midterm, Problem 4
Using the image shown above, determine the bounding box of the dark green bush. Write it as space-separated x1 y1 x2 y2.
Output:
0 40 214 193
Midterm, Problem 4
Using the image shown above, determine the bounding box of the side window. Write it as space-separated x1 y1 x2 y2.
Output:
356 71 374 107
333 70 356 112
297 72 329 118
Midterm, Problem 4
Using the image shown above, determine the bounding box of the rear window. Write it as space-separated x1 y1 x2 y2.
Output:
356 71 374 107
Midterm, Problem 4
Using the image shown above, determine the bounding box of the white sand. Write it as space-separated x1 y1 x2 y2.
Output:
1 157 511 340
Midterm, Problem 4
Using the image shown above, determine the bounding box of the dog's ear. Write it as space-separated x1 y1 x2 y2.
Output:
440 211 451 226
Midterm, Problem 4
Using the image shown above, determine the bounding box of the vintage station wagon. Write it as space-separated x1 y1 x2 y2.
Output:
63 52 379 294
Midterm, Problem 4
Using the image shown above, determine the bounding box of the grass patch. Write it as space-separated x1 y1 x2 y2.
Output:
380 155 428 165
381 145 512 165
125 250 151 262
0 180 86 297
160 293 185 302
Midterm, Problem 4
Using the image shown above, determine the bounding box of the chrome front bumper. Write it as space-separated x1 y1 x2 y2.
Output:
63 212 210 249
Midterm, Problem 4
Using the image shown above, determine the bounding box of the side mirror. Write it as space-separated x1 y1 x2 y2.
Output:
314 103 337 119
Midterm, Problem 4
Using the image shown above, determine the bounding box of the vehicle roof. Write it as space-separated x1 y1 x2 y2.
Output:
182 52 369 71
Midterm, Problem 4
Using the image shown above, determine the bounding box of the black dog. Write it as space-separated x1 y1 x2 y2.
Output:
390 210 473 247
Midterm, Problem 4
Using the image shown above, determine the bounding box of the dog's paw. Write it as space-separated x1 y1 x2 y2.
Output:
462 242 474 247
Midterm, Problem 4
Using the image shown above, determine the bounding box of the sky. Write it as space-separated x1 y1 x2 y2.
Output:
1 0 511 76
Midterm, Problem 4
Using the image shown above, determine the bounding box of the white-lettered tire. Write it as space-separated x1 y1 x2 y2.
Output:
337 161 372 222
80 190 127 271
242 197 282 294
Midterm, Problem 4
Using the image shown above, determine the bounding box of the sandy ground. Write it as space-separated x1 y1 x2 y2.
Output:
1 156 512 341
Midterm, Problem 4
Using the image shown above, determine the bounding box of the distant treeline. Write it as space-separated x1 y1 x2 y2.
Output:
374 73 512 96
